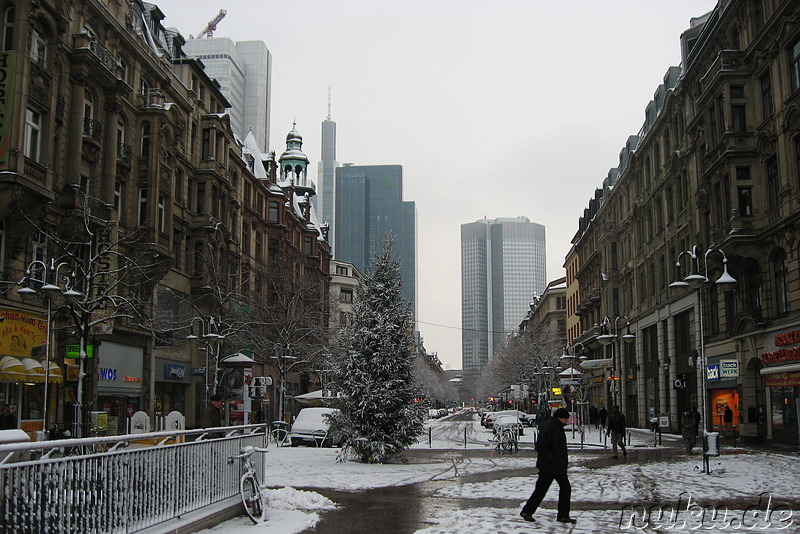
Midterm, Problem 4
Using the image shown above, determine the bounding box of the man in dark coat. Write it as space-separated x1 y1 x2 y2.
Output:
607 405 627 458
519 407 576 524
598 406 608 429
201 394 224 437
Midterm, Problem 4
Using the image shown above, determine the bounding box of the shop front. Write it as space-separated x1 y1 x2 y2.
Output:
706 354 740 437
154 358 191 421
0 308 63 439
760 328 800 446
96 341 144 436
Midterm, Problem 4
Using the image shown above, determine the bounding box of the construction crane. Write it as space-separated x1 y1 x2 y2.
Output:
197 9 227 39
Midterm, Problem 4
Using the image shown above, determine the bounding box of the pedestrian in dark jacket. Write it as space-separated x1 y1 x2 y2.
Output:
598 406 608 430
201 394 224 437
589 406 598 428
607 405 627 458
519 408 576 524
681 408 697 452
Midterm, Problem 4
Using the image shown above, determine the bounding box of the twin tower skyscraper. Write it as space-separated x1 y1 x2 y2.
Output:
317 101 418 318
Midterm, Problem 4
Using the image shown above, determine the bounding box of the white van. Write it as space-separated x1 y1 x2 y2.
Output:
290 407 341 447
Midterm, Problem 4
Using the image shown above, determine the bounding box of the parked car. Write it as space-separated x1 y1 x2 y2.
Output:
428 408 442 419
290 407 341 447
492 415 525 436
484 410 530 428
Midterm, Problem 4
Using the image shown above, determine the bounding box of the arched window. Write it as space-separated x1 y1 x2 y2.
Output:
773 249 789 315
83 91 95 137
743 258 762 315
2 5 14 51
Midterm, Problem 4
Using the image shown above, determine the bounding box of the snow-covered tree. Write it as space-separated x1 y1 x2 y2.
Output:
329 234 425 463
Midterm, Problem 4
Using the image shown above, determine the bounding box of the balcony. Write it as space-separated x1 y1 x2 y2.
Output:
117 143 132 167
83 118 102 141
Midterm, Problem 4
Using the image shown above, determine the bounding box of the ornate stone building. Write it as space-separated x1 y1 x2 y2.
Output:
570 0 800 446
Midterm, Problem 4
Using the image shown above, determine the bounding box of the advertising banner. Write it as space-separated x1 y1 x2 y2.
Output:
0 309 47 358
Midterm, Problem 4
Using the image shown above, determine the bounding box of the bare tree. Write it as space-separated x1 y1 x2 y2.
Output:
8 195 170 436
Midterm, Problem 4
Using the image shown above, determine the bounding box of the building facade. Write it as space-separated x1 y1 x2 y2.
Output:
333 164 417 316
461 217 547 376
182 37 272 153
569 0 800 446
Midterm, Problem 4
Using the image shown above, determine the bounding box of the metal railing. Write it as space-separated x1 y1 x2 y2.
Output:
0 424 268 533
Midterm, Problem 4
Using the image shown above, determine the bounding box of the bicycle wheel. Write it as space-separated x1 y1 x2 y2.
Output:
240 474 263 524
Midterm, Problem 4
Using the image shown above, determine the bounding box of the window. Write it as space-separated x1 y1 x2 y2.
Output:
141 121 150 158
754 0 765 32
157 194 166 233
0 221 5 276
138 188 147 226
83 92 94 136
340 289 353 303
172 230 182 270
116 118 126 159
2 6 14 51
760 71 774 119
791 39 800 93
744 259 762 313
732 105 747 133
114 181 123 213
194 242 204 273
30 28 45 64
736 166 751 181
196 181 206 214
767 157 780 210
119 57 128 83
24 108 42 161
774 249 789 315
738 187 753 217
174 168 184 204
304 236 314 256
268 201 279 222
336 265 349 276
242 223 251 255
202 128 212 159
255 232 263 261
268 238 278 264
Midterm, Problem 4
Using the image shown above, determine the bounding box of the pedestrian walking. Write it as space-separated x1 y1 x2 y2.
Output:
589 405 598 428
723 405 733 436
681 407 697 453
607 405 627 458
201 394 225 437
519 407 576 524
691 405 702 435
598 406 608 430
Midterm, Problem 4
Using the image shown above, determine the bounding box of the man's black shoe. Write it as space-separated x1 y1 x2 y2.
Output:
557 517 577 524
520 511 535 522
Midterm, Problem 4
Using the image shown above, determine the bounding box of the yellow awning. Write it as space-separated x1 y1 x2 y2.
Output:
46 361 63 383
22 358 46 383
0 356 26 382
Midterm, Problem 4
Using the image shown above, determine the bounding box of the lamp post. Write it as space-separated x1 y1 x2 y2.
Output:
559 344 588 430
670 245 736 450
186 316 226 407
271 345 298 424
18 259 82 437
597 316 635 413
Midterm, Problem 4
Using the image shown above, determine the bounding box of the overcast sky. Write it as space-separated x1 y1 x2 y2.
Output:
155 0 718 371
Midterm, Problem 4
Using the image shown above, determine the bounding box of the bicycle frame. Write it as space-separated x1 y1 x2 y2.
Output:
228 446 269 523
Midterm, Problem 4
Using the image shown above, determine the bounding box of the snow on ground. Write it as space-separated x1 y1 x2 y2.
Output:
200 412 800 533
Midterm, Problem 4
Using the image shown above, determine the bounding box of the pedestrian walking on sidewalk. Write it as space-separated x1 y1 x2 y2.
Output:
589 405 598 428
519 408 576 524
598 406 608 430
607 405 627 458
681 407 697 453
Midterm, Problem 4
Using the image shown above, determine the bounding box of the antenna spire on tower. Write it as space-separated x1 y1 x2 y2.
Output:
327 86 332 120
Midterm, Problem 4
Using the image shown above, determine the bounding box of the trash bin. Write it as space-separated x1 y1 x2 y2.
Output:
704 432 720 457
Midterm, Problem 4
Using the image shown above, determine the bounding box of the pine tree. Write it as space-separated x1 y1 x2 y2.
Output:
329 234 425 463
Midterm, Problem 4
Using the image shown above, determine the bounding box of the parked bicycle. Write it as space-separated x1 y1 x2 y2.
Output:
494 425 519 454
228 445 269 523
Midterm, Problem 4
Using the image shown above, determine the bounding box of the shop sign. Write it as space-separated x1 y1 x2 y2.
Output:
720 359 738 378
65 344 95 359
0 308 47 358
165 364 185 380
765 372 800 387
706 363 721 381
192 367 207 376
761 329 800 366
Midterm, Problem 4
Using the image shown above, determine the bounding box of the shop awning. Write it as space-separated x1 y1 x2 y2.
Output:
0 356 26 381
760 363 800 375
22 358 46 383
46 361 64 383
580 358 613 369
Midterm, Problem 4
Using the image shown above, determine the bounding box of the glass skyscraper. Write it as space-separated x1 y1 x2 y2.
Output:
461 217 546 374
333 164 417 318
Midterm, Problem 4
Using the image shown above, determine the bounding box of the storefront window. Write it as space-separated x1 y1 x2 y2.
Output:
710 389 739 432
770 386 797 432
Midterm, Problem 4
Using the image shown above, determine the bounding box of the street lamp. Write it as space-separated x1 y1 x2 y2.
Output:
670 245 736 449
186 316 226 406
271 345 298 424
597 317 635 413
18 259 82 437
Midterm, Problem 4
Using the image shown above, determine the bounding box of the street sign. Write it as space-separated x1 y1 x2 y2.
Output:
65 344 95 359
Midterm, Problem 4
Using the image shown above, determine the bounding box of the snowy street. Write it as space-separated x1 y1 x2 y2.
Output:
197 411 800 533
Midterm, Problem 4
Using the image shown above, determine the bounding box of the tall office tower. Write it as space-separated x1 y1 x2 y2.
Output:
317 91 338 241
461 217 547 374
334 164 417 318
182 37 272 152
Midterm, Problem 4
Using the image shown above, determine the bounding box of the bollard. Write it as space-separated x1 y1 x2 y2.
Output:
429 426 432 448
464 426 467 449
